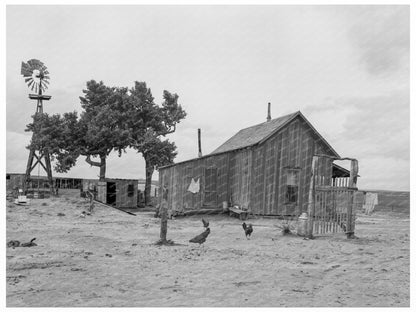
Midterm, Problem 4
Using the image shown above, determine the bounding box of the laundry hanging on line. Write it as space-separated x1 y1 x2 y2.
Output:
363 192 378 215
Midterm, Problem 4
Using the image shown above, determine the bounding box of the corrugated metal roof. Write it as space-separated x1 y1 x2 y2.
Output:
211 112 298 154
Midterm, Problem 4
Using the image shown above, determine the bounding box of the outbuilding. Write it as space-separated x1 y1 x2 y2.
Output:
83 178 138 209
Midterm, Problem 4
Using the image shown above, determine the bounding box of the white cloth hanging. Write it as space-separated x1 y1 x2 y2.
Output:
187 178 200 194
363 192 378 215
365 192 378 205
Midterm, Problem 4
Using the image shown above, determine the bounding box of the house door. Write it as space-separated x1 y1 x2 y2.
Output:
203 168 217 207
107 182 116 206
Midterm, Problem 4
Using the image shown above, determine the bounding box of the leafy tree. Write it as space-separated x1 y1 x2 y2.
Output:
78 80 130 180
127 82 186 204
25 111 80 173
26 80 131 180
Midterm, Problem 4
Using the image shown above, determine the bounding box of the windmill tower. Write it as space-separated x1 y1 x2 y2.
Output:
21 59 53 194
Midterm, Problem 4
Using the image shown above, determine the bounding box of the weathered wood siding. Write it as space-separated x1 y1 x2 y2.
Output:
88 179 138 208
159 153 231 214
115 180 138 208
228 149 252 209
159 115 336 216
6 174 25 191
249 116 336 215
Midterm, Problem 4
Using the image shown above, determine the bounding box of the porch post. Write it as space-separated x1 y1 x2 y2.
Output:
346 159 359 238
307 156 318 238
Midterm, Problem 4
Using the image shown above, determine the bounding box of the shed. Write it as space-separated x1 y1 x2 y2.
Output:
83 178 138 209
6 173 26 192
158 110 348 217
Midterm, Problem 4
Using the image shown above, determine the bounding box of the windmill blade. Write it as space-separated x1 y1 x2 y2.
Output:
43 75 50 81
20 67 32 77
27 59 43 71
32 59 44 69
21 62 32 76
24 77 33 83
40 82 48 91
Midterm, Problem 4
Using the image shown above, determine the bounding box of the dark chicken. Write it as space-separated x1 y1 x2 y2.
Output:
242 222 253 239
189 228 210 245
21 238 37 247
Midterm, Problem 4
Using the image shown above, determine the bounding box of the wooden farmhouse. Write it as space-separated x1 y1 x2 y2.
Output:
158 110 351 217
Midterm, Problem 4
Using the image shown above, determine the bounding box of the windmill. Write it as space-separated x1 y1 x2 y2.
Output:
21 59 53 195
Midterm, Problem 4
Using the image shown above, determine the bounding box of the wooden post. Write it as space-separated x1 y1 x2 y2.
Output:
346 159 359 238
348 159 359 188
159 187 169 243
267 102 271 121
307 156 318 238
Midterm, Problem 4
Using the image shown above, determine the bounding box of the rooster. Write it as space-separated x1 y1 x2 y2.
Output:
242 222 253 239
189 228 210 246
202 218 209 228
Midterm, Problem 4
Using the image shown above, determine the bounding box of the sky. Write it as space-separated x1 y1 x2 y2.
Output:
5 4 411 191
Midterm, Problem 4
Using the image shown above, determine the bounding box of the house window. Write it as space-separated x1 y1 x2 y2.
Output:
127 184 134 197
285 169 299 204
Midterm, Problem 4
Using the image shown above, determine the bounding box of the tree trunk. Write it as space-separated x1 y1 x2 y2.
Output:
144 157 155 206
85 154 106 181
99 154 106 181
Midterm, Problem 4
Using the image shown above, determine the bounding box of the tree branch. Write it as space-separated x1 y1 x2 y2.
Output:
85 155 101 167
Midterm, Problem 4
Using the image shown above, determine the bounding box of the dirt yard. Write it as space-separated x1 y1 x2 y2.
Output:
6 195 410 307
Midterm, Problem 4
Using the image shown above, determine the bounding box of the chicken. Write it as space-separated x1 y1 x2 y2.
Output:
242 222 253 239
21 238 37 247
202 218 209 228
7 240 20 248
189 228 210 245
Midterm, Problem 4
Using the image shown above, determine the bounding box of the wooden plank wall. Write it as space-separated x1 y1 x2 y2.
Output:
97 181 106 203
114 180 138 208
227 149 252 209
263 136 277 214
6 174 25 191
216 154 229 207
249 116 336 216
158 116 337 216
239 149 252 209
251 146 265 214
159 153 231 214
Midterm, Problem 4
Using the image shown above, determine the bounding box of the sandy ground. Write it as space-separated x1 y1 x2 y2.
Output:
6 195 410 307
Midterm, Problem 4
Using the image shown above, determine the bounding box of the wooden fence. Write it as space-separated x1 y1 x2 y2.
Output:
307 155 359 238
